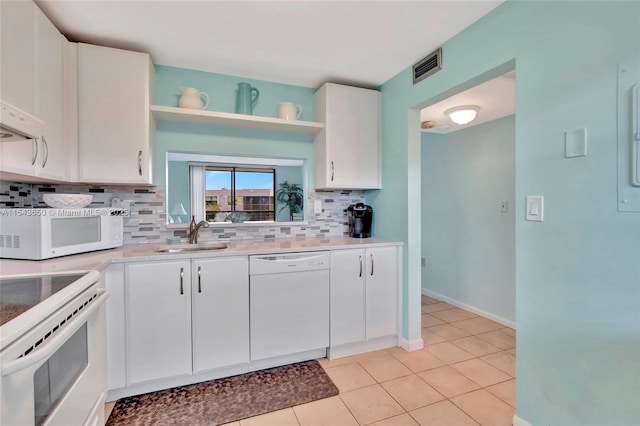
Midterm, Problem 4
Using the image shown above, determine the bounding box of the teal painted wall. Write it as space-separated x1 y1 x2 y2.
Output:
377 1 640 424
167 161 190 222
421 116 515 322
154 65 315 188
155 65 315 121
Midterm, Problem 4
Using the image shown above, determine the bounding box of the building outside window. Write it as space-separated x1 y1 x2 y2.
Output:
204 167 275 222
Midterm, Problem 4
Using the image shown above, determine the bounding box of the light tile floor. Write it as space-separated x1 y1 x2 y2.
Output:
105 295 516 425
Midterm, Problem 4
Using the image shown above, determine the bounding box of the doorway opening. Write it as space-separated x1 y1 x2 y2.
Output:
412 60 516 347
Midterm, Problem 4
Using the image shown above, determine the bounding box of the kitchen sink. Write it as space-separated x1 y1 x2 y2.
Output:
155 242 228 253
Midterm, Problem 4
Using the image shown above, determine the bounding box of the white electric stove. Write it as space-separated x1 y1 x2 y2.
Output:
0 270 108 426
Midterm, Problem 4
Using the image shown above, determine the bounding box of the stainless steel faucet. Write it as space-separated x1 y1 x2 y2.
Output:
189 218 210 244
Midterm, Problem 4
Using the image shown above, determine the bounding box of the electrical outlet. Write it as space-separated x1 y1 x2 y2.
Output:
313 199 322 214
421 257 426 267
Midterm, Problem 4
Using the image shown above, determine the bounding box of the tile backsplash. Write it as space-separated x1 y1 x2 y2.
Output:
0 181 366 244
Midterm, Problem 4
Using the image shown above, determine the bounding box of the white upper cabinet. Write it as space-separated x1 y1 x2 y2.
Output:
78 43 155 184
313 83 381 190
0 1 35 115
0 3 67 181
34 5 66 181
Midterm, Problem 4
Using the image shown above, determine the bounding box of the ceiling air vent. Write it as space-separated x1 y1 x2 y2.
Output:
413 48 442 85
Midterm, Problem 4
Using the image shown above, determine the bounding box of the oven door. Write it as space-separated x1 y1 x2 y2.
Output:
0 285 108 426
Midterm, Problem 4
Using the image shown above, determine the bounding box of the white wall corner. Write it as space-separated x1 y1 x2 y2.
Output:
512 414 532 426
398 336 424 352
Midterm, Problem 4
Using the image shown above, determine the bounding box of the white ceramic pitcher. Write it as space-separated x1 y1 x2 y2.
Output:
279 102 302 120
179 87 209 110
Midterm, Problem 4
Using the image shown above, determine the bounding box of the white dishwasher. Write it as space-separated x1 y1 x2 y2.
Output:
249 252 330 362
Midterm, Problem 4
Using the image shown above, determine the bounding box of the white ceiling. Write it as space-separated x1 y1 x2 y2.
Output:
36 0 503 89
420 71 515 134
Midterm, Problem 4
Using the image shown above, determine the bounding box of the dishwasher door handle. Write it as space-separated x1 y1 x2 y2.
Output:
254 253 327 262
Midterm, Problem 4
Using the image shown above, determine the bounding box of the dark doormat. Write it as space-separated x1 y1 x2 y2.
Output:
106 359 339 426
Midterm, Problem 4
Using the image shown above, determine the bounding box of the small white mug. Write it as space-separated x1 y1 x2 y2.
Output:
279 102 302 120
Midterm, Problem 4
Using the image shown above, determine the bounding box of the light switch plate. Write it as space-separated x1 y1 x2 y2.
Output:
526 196 544 221
565 128 587 158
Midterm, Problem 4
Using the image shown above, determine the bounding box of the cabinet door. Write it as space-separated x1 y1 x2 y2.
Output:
78 43 153 184
365 246 398 340
34 6 65 180
314 83 381 189
330 249 366 346
0 0 35 114
0 1 37 177
104 263 126 391
125 260 192 385
192 257 249 373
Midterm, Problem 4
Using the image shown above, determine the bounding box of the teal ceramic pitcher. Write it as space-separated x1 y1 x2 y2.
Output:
236 82 260 115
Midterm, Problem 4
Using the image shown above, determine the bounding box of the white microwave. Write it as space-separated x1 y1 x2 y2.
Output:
0 208 124 260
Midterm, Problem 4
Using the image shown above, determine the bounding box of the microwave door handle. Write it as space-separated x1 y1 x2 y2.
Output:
1 289 109 377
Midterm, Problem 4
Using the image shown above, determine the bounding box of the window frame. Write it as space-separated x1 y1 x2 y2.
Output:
166 152 307 227
202 165 276 223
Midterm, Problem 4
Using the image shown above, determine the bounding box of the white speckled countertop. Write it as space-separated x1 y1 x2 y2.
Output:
0 237 402 276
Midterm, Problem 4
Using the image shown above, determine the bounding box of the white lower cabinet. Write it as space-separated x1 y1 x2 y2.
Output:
330 246 398 351
125 260 193 385
330 250 366 346
116 256 249 389
105 246 398 398
192 257 249 373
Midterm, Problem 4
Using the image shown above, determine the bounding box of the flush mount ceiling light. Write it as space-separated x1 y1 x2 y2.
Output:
445 105 480 125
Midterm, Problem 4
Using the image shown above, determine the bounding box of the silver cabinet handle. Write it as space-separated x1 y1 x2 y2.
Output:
41 136 48 168
370 254 374 276
197 266 202 293
359 255 363 277
330 161 334 182
31 139 38 165
180 267 184 295
138 150 143 176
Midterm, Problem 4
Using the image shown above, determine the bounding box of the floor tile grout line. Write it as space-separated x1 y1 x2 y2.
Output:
448 388 512 426
359 353 510 426
484 380 517 408
289 404 302 426
377 371 447 411
336 388 384 426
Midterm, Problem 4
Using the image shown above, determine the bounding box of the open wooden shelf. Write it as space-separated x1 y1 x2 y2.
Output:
150 105 324 134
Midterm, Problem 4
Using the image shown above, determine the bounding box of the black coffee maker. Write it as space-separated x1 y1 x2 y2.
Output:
347 203 373 238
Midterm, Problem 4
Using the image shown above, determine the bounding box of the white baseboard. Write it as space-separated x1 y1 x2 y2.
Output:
398 336 424 352
422 288 516 329
328 336 398 359
512 414 532 426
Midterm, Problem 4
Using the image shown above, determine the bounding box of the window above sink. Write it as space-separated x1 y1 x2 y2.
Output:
166 152 307 227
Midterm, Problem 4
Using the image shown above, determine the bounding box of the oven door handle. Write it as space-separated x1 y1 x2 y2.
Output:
2 289 109 377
